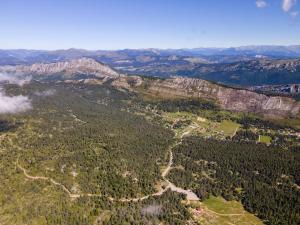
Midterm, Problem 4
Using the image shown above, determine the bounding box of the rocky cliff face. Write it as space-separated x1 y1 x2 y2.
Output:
0 58 121 79
147 77 300 117
111 76 143 90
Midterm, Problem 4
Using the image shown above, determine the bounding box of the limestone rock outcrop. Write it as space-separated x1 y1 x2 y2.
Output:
147 77 300 117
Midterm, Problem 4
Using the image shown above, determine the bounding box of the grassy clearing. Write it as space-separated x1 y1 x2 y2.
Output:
163 111 197 121
258 135 272 145
162 112 242 140
189 196 264 225
217 120 240 137
203 196 245 214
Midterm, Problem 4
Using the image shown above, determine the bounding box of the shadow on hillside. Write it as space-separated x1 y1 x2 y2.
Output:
0 120 22 133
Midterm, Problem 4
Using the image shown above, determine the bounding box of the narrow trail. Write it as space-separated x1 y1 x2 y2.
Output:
16 157 82 199
231 127 239 138
161 145 175 178
162 124 200 201
205 208 244 216
16 123 200 202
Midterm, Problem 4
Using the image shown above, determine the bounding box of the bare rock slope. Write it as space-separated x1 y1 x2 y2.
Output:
0 58 121 79
146 77 300 117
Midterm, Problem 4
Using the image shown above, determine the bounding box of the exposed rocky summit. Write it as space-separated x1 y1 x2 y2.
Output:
0 58 121 80
111 76 143 90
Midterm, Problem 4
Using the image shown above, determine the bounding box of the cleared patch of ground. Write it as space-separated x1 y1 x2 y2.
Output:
258 135 272 145
188 196 264 225
217 120 240 137
162 112 241 140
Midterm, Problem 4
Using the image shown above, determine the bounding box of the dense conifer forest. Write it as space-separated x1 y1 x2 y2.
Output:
168 136 300 225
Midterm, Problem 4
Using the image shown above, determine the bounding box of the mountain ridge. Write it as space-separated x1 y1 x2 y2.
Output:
145 76 300 117
1 57 299 118
1 47 300 87
0 57 122 80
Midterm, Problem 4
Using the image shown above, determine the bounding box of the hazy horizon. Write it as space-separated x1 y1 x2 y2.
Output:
1 44 300 52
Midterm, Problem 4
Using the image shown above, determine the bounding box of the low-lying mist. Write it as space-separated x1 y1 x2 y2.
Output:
0 73 32 114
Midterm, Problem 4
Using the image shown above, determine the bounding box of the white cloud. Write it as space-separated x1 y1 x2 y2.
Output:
0 73 32 114
0 91 31 114
282 0 297 12
256 0 268 8
0 73 31 86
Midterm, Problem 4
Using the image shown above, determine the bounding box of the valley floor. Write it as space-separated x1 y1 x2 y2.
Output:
1 82 299 225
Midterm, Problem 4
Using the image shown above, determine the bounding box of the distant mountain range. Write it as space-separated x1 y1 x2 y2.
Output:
1 45 300 65
170 59 300 86
1 46 300 87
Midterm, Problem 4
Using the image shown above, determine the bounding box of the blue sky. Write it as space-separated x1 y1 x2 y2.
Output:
0 0 299 50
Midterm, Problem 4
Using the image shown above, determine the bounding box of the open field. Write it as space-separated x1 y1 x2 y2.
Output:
162 111 241 139
189 196 264 225
217 120 240 137
258 135 272 145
